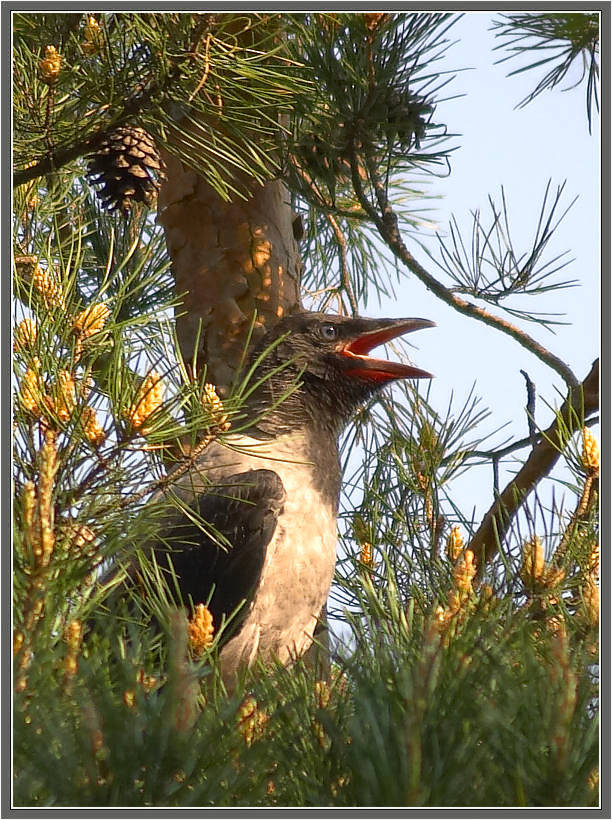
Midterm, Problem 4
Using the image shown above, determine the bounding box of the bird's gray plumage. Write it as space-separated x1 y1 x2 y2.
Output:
134 312 434 684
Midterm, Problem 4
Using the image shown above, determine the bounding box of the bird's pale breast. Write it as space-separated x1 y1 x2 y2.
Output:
178 432 340 676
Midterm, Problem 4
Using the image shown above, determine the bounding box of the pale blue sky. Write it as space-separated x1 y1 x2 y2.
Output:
374 11 599 525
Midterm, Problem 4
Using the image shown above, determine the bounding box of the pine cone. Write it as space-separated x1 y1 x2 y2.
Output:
384 90 433 151
86 126 166 216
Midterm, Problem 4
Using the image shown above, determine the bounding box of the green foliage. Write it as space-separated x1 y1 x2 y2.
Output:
13 13 312 197
13 11 598 809
14 561 599 807
429 181 579 326
491 13 599 130
286 13 457 310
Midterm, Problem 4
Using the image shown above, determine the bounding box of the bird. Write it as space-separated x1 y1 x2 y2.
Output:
133 312 434 685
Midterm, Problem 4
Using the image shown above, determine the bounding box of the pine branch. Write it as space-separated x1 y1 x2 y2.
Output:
491 13 599 130
468 358 598 574
350 147 580 389
443 414 599 466
13 70 181 188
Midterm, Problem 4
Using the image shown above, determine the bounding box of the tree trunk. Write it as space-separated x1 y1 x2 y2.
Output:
157 152 302 395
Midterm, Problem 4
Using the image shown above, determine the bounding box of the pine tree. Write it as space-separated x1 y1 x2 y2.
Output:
13 12 599 807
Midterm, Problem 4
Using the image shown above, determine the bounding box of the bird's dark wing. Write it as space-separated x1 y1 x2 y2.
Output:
152 469 285 632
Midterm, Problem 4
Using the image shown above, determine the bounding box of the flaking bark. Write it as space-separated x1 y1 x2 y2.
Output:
157 151 302 395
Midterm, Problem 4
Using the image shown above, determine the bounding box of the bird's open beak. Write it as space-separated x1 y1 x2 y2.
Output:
339 317 435 382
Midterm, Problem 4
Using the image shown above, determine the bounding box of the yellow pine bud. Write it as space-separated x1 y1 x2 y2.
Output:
63 621 82 678
63 655 78 678
582 577 599 626
237 696 267 747
63 654 79 678
239 694 257 718
188 603 214 657
201 383 230 431
13 318 38 352
51 370 76 422
13 631 25 656
81 40 97 56
453 548 476 594
545 614 567 639
65 620 82 651
137 669 157 692
22 480 39 555
83 15 102 47
446 525 464 562
313 717 328 749
521 536 546 585
330 667 349 697
581 427 599 475
16 675 29 694
123 690 136 709
543 565 566 589
80 406 106 446
330 775 349 797
19 357 44 416
587 768 599 792
82 16 103 57
359 541 374 567
480 584 494 601
32 264 65 309
38 430 58 567
416 471 428 492
433 604 452 631
365 12 387 30
521 535 565 590
314 679 331 710
447 589 462 612
72 303 110 339
434 549 478 633
127 371 163 433
39 45 62 83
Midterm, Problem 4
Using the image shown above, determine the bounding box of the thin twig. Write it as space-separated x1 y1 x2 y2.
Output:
443 414 599 467
188 33 212 102
492 454 500 497
326 213 359 316
520 369 538 447
350 147 579 389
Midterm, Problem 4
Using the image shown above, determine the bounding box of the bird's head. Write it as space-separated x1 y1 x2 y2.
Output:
244 312 434 436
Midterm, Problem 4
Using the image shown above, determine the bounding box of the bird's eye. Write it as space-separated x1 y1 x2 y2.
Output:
320 324 338 340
